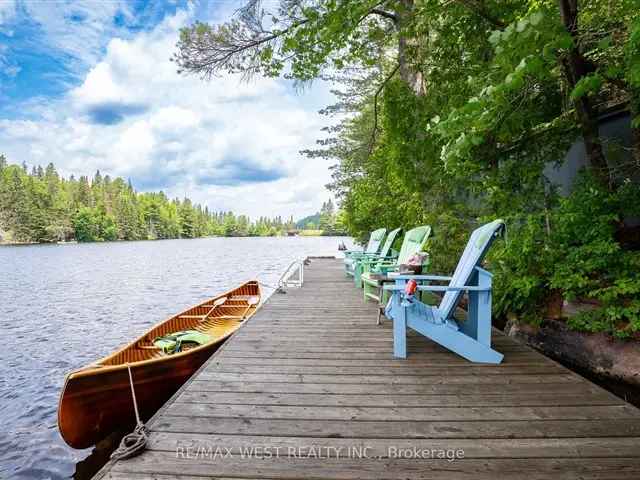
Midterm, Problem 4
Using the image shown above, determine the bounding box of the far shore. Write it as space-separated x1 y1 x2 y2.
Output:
0 232 349 246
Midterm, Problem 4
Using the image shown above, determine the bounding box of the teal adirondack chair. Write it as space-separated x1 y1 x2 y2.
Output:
361 225 432 307
343 228 386 276
383 219 505 364
348 227 402 288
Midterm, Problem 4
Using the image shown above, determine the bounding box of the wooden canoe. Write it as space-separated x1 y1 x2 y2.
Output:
58 281 260 449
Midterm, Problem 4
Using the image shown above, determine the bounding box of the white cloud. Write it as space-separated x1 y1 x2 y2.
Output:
20 0 127 74
0 0 16 26
0 4 336 219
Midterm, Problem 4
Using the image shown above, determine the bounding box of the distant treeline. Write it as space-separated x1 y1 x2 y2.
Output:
0 156 345 243
295 200 347 235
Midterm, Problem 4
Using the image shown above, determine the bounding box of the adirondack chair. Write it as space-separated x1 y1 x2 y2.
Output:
361 225 432 307
347 227 402 288
343 228 386 275
383 219 505 364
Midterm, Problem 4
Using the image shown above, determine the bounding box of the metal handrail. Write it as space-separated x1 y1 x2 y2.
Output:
277 259 304 290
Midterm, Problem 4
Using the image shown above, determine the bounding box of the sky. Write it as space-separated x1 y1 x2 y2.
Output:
0 0 337 219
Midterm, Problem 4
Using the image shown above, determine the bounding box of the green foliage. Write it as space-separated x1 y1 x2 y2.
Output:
570 73 604 100
314 1 640 338
174 1 392 81
491 174 640 337
0 158 327 243
491 214 550 325
72 207 117 242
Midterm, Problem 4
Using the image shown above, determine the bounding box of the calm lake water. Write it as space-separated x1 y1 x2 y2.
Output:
0 236 353 480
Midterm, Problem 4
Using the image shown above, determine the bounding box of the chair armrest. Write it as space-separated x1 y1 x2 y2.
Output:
386 274 452 281
376 264 399 273
360 255 396 264
418 285 491 292
363 262 397 274
384 284 490 292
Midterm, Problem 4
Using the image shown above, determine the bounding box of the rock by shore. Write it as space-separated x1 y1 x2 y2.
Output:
506 318 640 406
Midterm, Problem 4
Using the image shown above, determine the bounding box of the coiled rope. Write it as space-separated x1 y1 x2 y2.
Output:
111 364 148 461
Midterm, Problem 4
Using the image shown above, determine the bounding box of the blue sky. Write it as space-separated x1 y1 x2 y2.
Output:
1 1 190 114
0 0 334 218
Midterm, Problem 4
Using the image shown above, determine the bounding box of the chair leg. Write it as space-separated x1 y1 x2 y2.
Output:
393 302 407 358
461 268 493 346
354 263 363 288
363 282 370 302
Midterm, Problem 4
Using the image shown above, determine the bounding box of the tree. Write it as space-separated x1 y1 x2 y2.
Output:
319 199 335 232
73 207 100 242
178 198 196 238
174 1 435 95
222 211 238 236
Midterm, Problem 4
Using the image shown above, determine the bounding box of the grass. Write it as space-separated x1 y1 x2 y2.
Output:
298 229 324 236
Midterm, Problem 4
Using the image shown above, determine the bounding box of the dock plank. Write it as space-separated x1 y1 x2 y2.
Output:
94 257 640 480
106 454 640 480
175 391 622 407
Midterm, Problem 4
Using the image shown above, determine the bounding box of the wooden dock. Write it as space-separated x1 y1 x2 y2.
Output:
95 257 640 479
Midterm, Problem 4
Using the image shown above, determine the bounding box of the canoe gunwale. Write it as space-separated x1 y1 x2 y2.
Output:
66 280 261 379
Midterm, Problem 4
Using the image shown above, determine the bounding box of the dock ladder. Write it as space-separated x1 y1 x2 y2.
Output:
277 259 305 292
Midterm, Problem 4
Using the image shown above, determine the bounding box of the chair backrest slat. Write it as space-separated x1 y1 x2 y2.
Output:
397 226 431 264
365 228 387 254
438 220 505 320
378 227 402 258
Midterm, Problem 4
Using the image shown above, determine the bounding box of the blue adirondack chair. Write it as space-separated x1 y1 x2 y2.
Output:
383 219 505 364
343 228 386 276
347 227 402 288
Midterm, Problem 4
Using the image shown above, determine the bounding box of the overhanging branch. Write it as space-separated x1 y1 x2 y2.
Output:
368 63 401 157
371 8 398 22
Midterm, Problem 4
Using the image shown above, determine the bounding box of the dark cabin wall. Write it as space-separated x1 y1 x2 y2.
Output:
544 109 634 196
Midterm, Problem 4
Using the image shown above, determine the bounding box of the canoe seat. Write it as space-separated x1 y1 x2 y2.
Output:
230 295 258 302
179 297 228 321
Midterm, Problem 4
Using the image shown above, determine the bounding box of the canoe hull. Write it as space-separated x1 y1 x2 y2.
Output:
58 281 260 449
58 339 219 449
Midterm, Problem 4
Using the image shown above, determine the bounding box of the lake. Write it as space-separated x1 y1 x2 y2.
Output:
0 236 353 480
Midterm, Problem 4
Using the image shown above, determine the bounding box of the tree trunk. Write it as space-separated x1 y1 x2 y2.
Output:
558 0 610 184
630 92 640 172
396 0 425 96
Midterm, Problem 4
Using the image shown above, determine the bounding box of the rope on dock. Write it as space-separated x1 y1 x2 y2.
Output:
111 364 148 461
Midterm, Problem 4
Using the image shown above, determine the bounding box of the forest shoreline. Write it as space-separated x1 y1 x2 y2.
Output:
0 232 349 246
0 158 348 243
